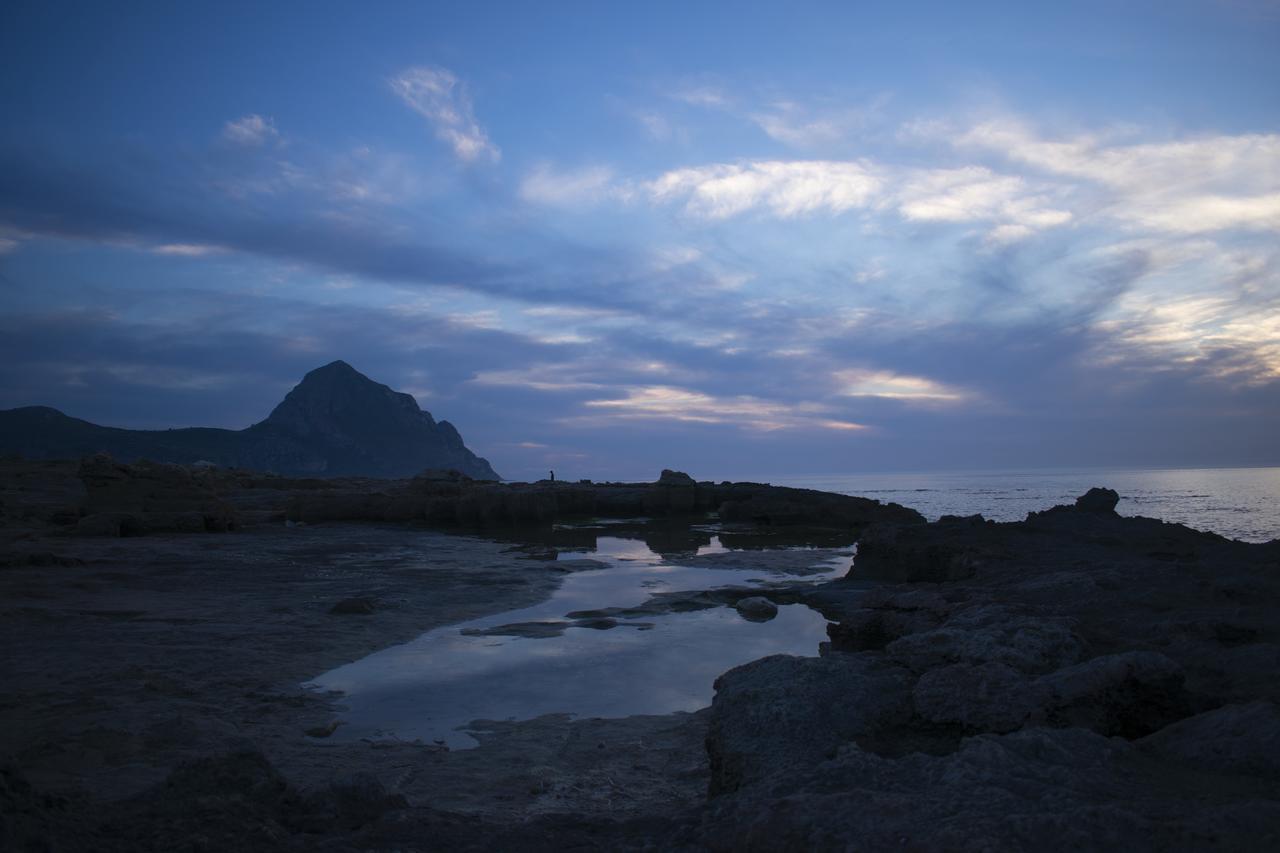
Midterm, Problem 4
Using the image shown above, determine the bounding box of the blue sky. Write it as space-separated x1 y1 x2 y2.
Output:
1 0 1278 480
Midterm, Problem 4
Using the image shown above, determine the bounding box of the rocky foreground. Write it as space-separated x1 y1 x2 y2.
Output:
701 490 1280 849
2 458 1278 851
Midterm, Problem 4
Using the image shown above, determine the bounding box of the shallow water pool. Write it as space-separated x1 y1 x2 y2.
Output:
307 535 847 747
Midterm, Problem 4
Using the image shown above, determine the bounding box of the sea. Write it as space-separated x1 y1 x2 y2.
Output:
767 467 1280 544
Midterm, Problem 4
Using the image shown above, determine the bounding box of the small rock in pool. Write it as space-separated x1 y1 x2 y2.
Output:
735 596 778 622
574 617 619 630
306 720 341 738
330 597 377 615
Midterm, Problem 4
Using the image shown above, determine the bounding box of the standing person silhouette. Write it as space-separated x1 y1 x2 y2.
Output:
549 470 555 482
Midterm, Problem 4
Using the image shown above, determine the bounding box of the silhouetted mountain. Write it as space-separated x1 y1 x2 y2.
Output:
0 361 499 479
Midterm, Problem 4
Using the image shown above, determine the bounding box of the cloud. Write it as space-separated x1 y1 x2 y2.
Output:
647 160 881 219
578 384 869 432
521 305 621 320
639 155 1069 243
151 243 225 257
629 109 680 142
4 95 1278 474
390 66 499 163
519 164 616 205
470 365 606 392
894 165 1072 241
1121 193 1280 234
752 110 847 149
1091 264 1280 386
955 120 1280 235
834 369 971 403
669 85 729 108
0 144 602 306
222 114 280 146
749 96 889 149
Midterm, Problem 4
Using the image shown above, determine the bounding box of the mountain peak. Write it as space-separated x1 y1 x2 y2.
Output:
0 361 500 480
295 359 366 389
250 361 499 479
308 359 358 377
264 362 424 432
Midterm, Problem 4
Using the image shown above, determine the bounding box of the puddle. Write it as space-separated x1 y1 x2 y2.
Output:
308 534 850 748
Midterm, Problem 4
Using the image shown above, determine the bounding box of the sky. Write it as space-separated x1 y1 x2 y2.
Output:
1 0 1278 481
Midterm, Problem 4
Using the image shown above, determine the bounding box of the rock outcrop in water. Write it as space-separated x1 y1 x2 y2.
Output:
0 361 499 480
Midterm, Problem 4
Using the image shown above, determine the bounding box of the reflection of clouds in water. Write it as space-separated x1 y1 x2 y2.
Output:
584 537 663 561
311 535 840 747
696 536 729 555
335 605 829 746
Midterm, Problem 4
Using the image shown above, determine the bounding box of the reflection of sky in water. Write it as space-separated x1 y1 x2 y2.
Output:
308 536 843 747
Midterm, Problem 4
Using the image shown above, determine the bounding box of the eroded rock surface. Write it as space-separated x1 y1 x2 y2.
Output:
702 491 1280 850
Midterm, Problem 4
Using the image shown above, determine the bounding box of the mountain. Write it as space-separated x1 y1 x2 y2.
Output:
0 361 500 480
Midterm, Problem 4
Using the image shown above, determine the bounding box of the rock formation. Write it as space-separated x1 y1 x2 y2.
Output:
0 361 499 480
701 492 1280 849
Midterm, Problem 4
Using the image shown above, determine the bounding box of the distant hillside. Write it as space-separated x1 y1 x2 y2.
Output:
0 361 500 480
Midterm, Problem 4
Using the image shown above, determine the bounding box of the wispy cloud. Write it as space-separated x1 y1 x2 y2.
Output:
471 364 607 392
222 114 281 146
578 384 869 432
1086 239 1280 385
669 85 730 108
647 160 881 219
390 66 499 163
834 369 971 403
151 243 225 257
895 165 1072 242
954 120 1280 235
634 110 677 141
519 163 616 205
749 96 889 149
4 88 1277 473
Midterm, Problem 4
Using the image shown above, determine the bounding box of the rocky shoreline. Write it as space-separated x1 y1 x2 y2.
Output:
701 489 1280 849
2 458 1278 850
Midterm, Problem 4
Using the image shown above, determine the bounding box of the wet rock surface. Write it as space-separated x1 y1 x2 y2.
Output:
733 596 778 621
0 518 714 850
2 465 1278 850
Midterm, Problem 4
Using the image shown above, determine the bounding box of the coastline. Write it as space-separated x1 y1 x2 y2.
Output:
2 459 1278 850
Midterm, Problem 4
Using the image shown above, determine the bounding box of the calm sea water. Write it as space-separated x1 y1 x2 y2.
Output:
769 467 1280 543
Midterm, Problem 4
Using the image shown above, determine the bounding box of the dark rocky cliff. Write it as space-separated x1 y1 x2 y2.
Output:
0 361 499 480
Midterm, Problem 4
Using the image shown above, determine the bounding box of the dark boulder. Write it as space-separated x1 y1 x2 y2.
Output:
706 654 914 795
853 520 981 582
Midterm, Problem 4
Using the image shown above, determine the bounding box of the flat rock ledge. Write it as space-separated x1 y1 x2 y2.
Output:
2 457 924 537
